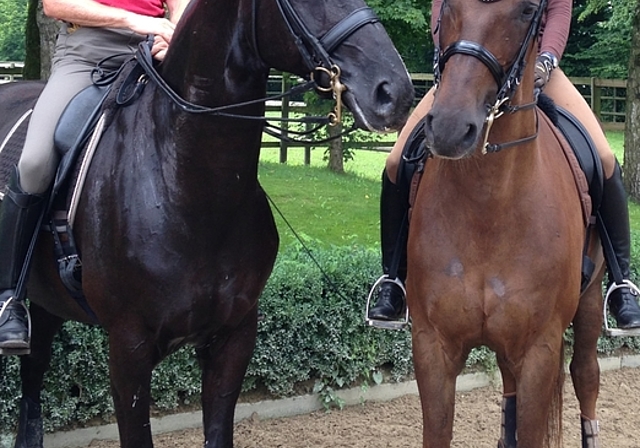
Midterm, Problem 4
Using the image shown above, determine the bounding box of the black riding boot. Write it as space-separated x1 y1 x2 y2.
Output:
600 162 640 329
367 170 409 323
0 167 46 354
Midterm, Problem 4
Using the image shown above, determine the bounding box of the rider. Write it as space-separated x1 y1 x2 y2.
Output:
367 0 640 331
0 0 191 355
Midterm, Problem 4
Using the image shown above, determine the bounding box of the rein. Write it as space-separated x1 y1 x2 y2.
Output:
434 0 548 154
123 0 382 144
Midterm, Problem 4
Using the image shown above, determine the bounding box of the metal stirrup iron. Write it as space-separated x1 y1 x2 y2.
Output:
602 279 640 337
364 275 409 330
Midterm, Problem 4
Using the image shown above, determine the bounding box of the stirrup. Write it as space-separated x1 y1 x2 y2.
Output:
0 296 32 356
364 275 409 331
603 280 640 337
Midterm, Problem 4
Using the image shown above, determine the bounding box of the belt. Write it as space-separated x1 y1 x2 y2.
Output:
66 22 81 33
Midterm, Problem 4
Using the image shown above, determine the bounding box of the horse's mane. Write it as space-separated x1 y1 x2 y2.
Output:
537 92 559 126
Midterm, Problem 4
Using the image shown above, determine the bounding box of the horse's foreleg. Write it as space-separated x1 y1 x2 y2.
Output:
412 327 465 448
516 332 565 448
570 281 603 448
15 303 64 448
197 310 258 448
108 328 155 448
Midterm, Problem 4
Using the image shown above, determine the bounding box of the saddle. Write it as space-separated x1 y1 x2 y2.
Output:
0 57 148 321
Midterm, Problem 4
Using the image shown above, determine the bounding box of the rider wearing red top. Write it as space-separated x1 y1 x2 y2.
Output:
95 0 166 17
367 0 640 331
0 0 191 355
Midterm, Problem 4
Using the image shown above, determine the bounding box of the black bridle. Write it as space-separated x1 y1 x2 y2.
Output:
275 1 380 75
126 0 381 139
433 0 548 153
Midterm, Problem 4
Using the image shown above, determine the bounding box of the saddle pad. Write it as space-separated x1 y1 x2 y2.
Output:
555 105 603 211
541 110 593 226
0 109 32 197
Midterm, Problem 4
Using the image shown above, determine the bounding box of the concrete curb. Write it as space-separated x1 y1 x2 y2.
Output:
42 354 640 448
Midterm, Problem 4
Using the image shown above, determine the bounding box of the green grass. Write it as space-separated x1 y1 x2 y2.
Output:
260 131 640 248
258 151 385 248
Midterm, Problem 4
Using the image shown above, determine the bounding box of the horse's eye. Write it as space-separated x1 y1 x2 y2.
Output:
521 3 537 20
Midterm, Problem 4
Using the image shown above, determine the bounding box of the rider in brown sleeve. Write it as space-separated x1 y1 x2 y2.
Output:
367 0 640 331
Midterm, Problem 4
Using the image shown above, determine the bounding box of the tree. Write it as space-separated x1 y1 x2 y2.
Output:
23 0 57 79
623 1 640 201
563 0 637 78
0 0 27 61
369 0 432 73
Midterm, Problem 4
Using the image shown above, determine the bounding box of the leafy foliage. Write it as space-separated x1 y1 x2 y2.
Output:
1 240 640 436
567 0 633 78
0 0 27 61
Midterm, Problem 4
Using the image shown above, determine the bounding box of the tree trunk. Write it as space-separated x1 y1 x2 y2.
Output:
624 1 640 201
23 0 40 79
327 123 344 173
37 0 58 79
24 0 57 80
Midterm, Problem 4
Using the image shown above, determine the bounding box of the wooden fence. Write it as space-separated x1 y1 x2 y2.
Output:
1 63 628 160
0 61 24 83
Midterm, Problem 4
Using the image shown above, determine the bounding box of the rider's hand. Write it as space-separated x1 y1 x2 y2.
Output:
151 35 170 61
125 14 176 46
534 51 558 91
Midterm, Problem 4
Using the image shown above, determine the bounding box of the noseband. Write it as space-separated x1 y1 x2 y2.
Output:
433 0 548 153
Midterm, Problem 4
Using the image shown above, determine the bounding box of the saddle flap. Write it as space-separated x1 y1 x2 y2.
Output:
53 84 109 155
554 105 604 211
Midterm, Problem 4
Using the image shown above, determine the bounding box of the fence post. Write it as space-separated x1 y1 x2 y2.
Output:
279 73 290 163
304 118 311 165
591 77 601 121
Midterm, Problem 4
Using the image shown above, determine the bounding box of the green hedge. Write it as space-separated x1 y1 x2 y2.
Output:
2 240 640 436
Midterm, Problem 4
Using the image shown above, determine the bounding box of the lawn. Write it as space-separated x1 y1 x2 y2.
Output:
259 130 640 248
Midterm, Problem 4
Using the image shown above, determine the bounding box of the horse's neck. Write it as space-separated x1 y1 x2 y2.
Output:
433 110 540 204
151 0 267 180
161 0 267 110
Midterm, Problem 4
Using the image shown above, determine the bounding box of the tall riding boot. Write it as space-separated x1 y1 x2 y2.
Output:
599 162 640 329
367 169 409 322
0 167 46 354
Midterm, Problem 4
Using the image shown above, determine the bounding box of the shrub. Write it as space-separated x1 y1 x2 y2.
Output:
1 242 639 435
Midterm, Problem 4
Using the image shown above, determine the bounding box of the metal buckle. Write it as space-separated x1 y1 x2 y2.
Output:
364 275 409 330
312 65 347 126
603 280 640 337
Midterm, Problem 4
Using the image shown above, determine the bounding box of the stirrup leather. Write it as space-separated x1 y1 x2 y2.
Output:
0 296 32 355
603 280 640 337
364 275 409 330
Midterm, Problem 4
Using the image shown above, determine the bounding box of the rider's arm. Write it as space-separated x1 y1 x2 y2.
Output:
165 0 191 24
42 0 175 44
539 0 572 61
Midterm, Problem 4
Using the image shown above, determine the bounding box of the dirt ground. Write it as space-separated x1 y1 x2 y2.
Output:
87 367 640 448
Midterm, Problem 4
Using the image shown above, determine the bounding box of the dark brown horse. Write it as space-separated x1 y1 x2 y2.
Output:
409 0 604 447
0 0 414 447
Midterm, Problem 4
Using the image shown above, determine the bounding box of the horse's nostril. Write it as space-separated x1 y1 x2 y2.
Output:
462 123 478 147
375 81 393 106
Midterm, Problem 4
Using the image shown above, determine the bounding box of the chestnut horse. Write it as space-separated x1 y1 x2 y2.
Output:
0 0 414 447
409 0 604 447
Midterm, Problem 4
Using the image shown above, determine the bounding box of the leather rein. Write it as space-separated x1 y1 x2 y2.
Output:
433 0 548 154
129 0 381 142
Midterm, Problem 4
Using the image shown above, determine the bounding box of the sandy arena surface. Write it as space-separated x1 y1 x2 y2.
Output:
85 366 640 447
